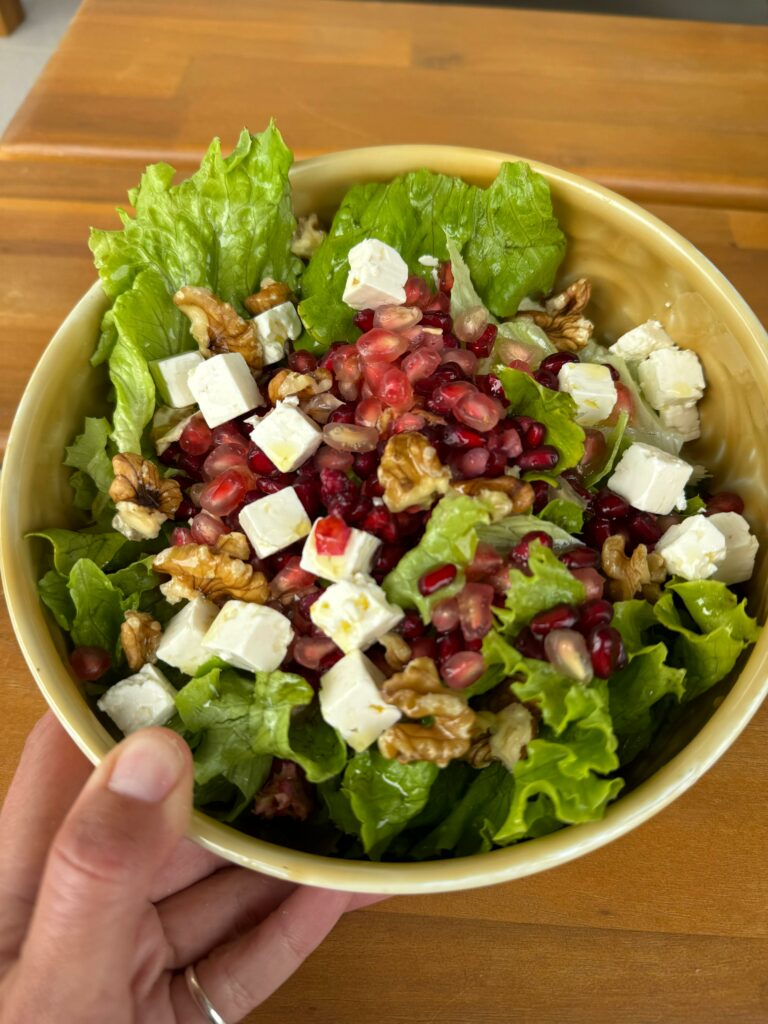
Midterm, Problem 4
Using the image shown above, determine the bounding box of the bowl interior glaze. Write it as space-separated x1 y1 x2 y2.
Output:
2 146 767 894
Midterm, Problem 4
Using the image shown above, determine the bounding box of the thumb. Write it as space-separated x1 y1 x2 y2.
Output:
18 728 192 1010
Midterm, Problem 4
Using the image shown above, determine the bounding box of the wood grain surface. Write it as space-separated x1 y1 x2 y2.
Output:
0 0 24 37
1 1 767 1020
2 0 768 208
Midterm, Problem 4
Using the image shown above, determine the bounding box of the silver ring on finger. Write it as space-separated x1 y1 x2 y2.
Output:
185 963 228 1024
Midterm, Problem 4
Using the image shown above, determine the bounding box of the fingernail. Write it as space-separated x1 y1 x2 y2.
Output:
107 731 185 803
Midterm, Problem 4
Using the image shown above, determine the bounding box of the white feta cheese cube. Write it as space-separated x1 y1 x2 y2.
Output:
709 512 759 585
309 574 404 654
150 351 205 408
659 403 701 442
609 320 676 361
261 340 286 366
249 399 322 472
300 520 380 581
655 514 726 580
637 347 705 410
607 442 693 515
342 238 408 310
187 353 264 428
238 487 312 559
97 664 177 735
155 597 219 676
201 601 293 673
252 301 302 366
557 362 617 426
319 651 401 753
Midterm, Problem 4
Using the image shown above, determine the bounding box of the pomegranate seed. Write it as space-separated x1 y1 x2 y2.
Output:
507 358 534 375
593 490 630 519
582 517 614 549
357 328 410 363
174 497 197 520
431 597 461 633
467 542 505 581
314 445 355 472
373 543 407 577
531 479 549 513
588 625 626 678
442 331 460 349
436 629 463 665
297 591 322 617
70 645 111 680
453 305 489 345
559 547 600 569
328 403 357 424
453 448 490 478
323 422 379 453
171 526 193 545
287 349 317 372
516 446 559 472
203 443 249 480
400 611 426 640
294 480 322 518
347 495 374 525
513 627 545 661
523 421 547 449
485 448 509 475
393 412 427 434
578 598 614 634
248 445 278 474
362 506 398 543
419 563 458 596
404 275 432 308
604 381 635 426
270 557 316 596
441 651 486 690
255 475 292 496
318 340 345 369
413 365 465 395
373 304 422 332
427 380 476 414
605 363 620 382
510 530 553 563
533 368 559 390
190 510 230 546
212 422 247 451
179 415 213 456
466 323 498 358
560 469 593 504
353 309 375 332
442 348 478 376
442 424 485 449
361 475 385 498
453 391 502 432
294 635 341 670
314 514 351 556
420 310 453 330
540 352 579 375
438 261 454 293
544 629 593 682
529 604 579 639
378 367 414 410
402 346 443 383
411 636 438 660
457 582 495 641
706 491 745 515
199 469 249 516
571 567 605 601
475 374 506 402
424 291 450 313
580 428 608 470
354 450 379 477
628 510 662 545
495 426 523 458
513 415 534 433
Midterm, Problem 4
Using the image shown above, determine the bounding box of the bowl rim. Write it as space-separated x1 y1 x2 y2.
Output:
2 143 767 894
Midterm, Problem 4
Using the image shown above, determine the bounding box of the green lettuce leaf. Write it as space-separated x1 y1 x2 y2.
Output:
611 598 659 654
496 366 585 472
383 494 492 620
299 163 565 347
64 417 114 494
538 498 584 534
684 495 707 517
476 513 581 555
194 755 273 823
107 555 161 598
584 409 630 488
68 558 135 658
496 541 585 636
38 570 75 630
608 644 686 764
28 528 127 576
91 309 119 367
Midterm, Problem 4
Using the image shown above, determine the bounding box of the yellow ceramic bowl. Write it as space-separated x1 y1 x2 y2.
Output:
2 146 767 894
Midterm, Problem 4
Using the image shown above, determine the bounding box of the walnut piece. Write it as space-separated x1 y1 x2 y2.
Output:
452 476 534 514
109 452 182 516
520 278 593 352
290 214 326 259
378 432 451 514
377 658 477 767
153 540 268 606
120 611 162 672
214 531 251 560
174 286 263 371
467 703 535 770
244 281 292 315
267 367 333 405
601 534 667 602
378 632 412 672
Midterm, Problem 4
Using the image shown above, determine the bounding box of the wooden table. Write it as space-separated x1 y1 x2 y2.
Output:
1 2 767 1021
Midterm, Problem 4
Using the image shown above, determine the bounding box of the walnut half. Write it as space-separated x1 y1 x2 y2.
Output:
601 534 666 602
377 432 451 514
109 453 182 541
174 286 263 371
520 278 593 352
153 534 268 605
466 703 535 770
452 476 534 514
377 658 477 767
120 611 162 671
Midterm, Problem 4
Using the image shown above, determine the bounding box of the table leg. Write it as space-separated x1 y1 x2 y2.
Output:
0 0 24 36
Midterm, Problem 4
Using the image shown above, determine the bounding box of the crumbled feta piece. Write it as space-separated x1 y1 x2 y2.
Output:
300 521 380 582
187 352 264 428
607 442 693 515
517 297 546 312
660 403 701 442
609 320 676 361
309 574 404 654
112 501 167 541
249 399 322 472
709 512 759 585
155 598 219 675
150 351 205 408
637 347 705 410
201 601 293 672
97 664 177 735
238 487 312 558
252 301 302 352
319 651 401 753
557 362 617 426
261 340 286 366
417 254 439 268
342 238 408 310
488 704 535 771
655 514 726 580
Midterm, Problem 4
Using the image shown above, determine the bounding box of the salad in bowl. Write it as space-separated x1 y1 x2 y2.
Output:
28 123 761 863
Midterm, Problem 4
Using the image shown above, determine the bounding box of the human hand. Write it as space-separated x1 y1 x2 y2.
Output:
0 713 380 1023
